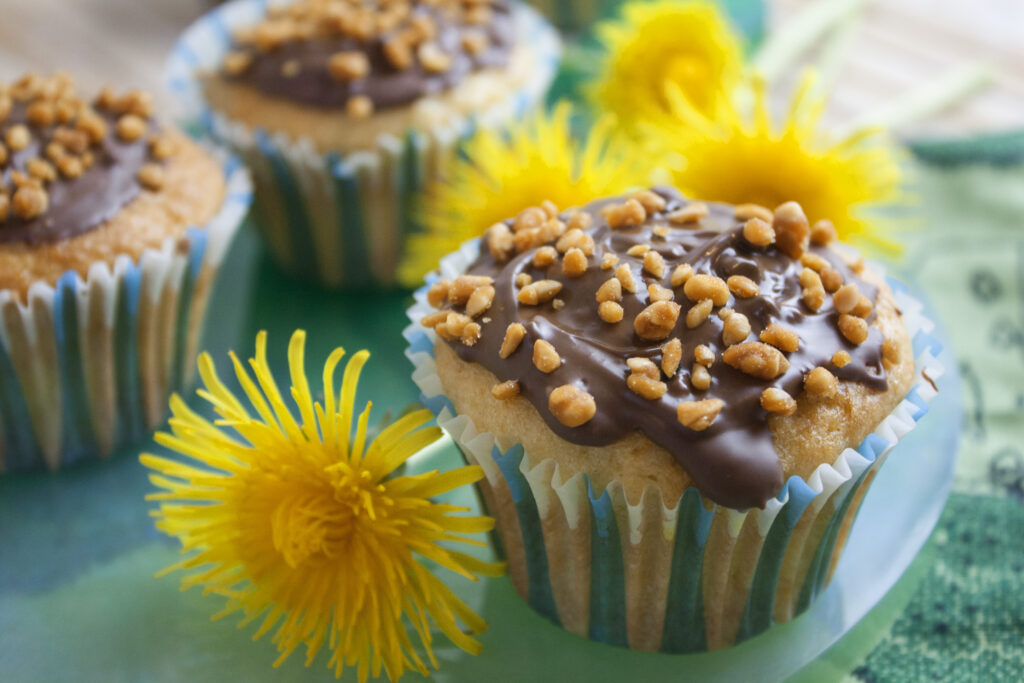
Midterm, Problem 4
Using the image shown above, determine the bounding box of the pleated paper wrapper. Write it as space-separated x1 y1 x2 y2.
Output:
166 0 561 288
0 153 252 473
403 238 943 652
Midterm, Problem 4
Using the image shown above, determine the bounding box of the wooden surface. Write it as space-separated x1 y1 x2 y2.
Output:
0 0 1021 136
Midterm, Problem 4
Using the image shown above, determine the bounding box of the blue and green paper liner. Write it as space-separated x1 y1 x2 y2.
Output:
166 0 561 288
403 239 942 652
0 152 251 473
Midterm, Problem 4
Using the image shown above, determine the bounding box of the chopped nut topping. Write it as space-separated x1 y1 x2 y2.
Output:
518 279 562 305
603 198 646 228
773 201 810 259
418 42 452 73
462 31 489 55
328 51 370 81
881 337 901 366
427 279 450 308
26 158 56 183
626 357 660 379
683 274 730 306
677 398 724 431
805 367 838 397
223 51 253 76
596 278 622 303
26 101 55 127
643 250 666 278
820 267 843 292
668 202 708 225
694 344 715 367
833 283 860 314
670 263 694 288
491 380 519 400
461 321 482 346
627 373 668 400
626 244 650 257
532 245 558 268
281 59 302 78
735 203 773 223
717 307 734 320
691 364 711 391
686 298 713 328
598 301 624 323
566 211 592 230
549 385 596 427
556 228 595 255
465 285 495 318
486 223 514 261
832 350 852 367
346 95 374 118
552 298 565 311
800 268 825 312
631 189 666 214
148 135 176 161
853 295 873 318
532 340 561 373
448 275 493 305
383 38 414 69
541 200 559 218
515 272 532 288
759 323 799 352
420 310 449 328
614 263 637 293
6 124 30 151
742 217 775 247
652 225 669 238
727 275 759 298
722 341 790 380
514 206 546 232
0 194 9 222
648 283 674 302
115 114 146 142
634 301 681 340
810 219 837 246
12 185 48 219
838 314 869 345
761 388 796 415
800 253 828 272
499 323 526 358
562 248 588 278
722 311 751 346
661 338 682 377
600 253 620 270
137 163 165 191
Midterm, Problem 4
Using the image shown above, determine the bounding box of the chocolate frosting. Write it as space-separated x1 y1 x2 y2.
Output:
226 2 514 110
0 101 155 245
440 188 889 510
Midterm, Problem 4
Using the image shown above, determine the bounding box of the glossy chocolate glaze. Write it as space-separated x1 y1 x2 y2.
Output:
441 188 889 510
0 101 155 245
226 2 514 110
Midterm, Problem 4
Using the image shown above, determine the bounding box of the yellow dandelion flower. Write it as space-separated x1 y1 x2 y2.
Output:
658 75 906 252
399 101 649 287
141 330 502 683
590 0 744 135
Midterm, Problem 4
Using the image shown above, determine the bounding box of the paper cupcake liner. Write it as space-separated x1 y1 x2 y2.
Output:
165 0 561 288
0 151 252 473
402 238 943 652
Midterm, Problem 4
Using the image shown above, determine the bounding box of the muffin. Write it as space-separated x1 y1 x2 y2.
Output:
405 187 940 650
0 72 251 473
168 0 560 287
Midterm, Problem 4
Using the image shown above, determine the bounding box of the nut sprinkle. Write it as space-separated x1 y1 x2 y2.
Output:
422 187 892 509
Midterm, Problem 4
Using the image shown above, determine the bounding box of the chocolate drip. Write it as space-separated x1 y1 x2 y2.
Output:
0 101 155 245
443 188 888 510
226 2 514 110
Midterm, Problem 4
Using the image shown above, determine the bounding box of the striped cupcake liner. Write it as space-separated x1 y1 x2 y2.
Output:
166 0 561 288
0 152 252 473
403 238 942 652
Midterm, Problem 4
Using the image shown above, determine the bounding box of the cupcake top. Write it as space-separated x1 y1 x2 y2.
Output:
421 187 903 509
0 72 177 245
219 0 515 116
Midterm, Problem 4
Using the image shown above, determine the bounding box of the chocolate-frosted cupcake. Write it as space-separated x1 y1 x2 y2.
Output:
168 0 559 287
406 188 940 651
0 72 250 472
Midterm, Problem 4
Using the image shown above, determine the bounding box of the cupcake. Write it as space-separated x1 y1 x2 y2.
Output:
168 0 560 287
0 72 251 472
405 188 941 650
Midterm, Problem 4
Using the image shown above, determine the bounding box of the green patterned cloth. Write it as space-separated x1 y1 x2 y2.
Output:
794 158 1024 682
